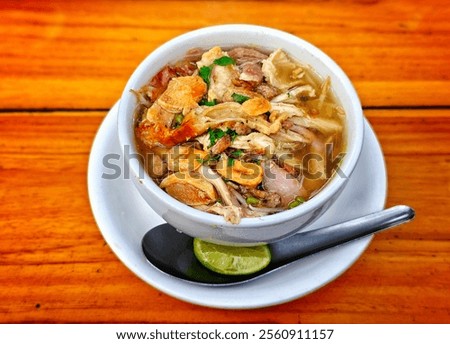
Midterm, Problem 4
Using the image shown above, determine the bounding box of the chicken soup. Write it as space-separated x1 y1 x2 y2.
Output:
134 46 346 224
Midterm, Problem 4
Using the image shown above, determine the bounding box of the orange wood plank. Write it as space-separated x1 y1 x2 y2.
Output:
0 110 448 323
1 0 449 109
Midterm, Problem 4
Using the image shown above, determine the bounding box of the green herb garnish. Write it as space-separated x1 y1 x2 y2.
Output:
208 154 221 162
230 149 243 158
225 128 238 141
232 93 251 104
199 98 217 106
195 154 220 164
172 113 184 128
208 128 238 147
199 66 212 85
198 56 235 86
198 56 235 88
246 196 260 205
196 154 220 164
288 196 306 209
208 128 226 147
227 158 235 167
213 56 236 66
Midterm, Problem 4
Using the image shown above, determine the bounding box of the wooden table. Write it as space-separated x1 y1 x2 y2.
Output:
1 0 449 324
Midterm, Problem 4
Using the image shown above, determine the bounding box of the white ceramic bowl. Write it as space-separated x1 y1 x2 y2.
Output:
117 24 364 245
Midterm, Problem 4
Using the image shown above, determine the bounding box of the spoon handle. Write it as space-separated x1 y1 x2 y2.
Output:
271 205 415 264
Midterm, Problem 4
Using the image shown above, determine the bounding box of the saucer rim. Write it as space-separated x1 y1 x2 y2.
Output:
87 102 387 309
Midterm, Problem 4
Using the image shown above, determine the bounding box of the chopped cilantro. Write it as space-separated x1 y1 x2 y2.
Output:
227 158 235 167
213 56 236 66
172 113 184 128
232 93 251 104
208 154 221 162
199 98 217 106
225 128 238 141
208 128 226 147
199 66 212 85
208 128 238 147
196 154 220 164
230 149 243 157
198 56 235 87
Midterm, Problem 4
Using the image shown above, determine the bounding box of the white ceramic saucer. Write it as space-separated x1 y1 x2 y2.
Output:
88 102 387 309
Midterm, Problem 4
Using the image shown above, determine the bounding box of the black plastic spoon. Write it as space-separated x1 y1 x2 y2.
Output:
142 205 415 286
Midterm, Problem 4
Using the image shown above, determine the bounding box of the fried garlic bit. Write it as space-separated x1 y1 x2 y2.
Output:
216 154 263 188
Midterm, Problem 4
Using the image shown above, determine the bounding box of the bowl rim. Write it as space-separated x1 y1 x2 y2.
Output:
117 24 364 228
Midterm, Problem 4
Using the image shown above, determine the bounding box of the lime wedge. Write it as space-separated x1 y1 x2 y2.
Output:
193 238 271 275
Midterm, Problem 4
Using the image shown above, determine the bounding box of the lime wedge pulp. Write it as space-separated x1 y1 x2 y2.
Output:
193 238 271 275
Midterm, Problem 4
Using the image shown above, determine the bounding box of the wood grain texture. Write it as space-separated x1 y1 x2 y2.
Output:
1 0 449 324
0 110 448 323
1 0 449 109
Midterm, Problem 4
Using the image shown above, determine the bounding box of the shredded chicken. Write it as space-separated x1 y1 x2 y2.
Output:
262 49 306 90
208 63 240 102
271 85 316 103
198 166 235 206
317 76 331 110
210 135 232 155
289 115 342 134
160 172 217 206
231 132 275 155
204 203 242 224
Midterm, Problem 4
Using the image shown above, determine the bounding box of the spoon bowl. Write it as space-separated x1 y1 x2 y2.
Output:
142 205 415 286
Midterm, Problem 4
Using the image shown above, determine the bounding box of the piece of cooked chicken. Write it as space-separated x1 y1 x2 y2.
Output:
160 172 217 206
216 155 263 188
231 132 275 155
136 75 208 148
262 49 306 90
166 146 208 172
